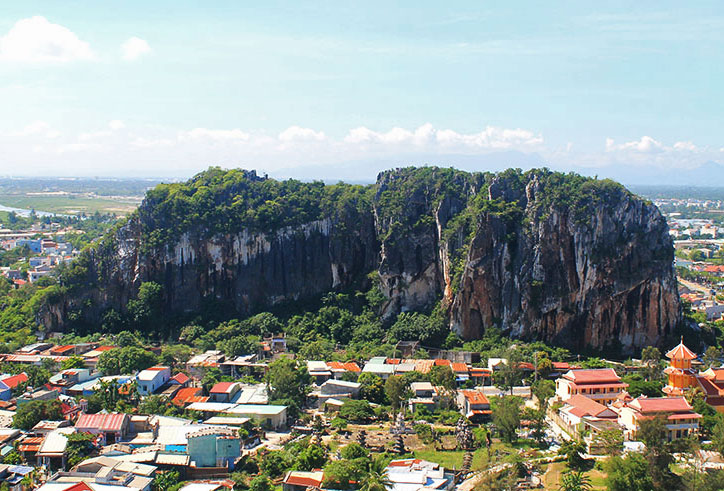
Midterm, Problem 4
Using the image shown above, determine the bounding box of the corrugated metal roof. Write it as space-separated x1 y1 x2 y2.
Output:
76 413 128 432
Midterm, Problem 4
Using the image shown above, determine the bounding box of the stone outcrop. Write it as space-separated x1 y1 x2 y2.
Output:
45 167 680 354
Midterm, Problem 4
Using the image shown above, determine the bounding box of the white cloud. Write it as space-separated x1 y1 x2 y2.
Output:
179 127 250 141
7 121 60 138
673 141 697 152
278 126 325 142
109 120 126 130
120 37 151 61
344 123 542 151
0 16 94 63
605 136 664 153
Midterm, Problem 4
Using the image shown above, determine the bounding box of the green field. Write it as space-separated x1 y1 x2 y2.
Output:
0 193 141 215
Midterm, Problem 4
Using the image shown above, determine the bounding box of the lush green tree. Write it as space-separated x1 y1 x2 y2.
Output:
384 375 410 411
152 470 180 491
323 459 367 490
259 450 293 478
127 282 163 330
521 407 546 447
340 400 374 423
532 379 555 410
428 366 455 391
359 455 392 491
159 344 193 368
592 429 623 457
604 453 654 491
179 324 205 343
97 346 157 375
340 443 369 460
248 475 272 491
681 468 724 491
65 432 96 468
558 471 591 491
61 355 86 370
494 349 523 394
491 396 520 443
294 444 327 471
266 357 310 415
116 330 141 347
218 335 260 358
558 440 587 471
13 400 62 430
704 346 722 369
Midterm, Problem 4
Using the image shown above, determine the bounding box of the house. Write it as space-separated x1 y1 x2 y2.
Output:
557 395 618 437
225 404 287 430
17 387 58 406
619 396 701 441
186 427 241 468
456 390 492 422
408 382 438 412
168 373 190 387
209 382 241 403
386 459 454 491
37 427 76 470
319 379 361 398
469 367 492 386
555 368 628 405
487 358 508 371
136 367 171 396
307 361 332 385
362 358 394 380
282 470 324 491
48 369 95 394
326 362 361 379
451 363 469 383
75 413 131 444
172 387 206 407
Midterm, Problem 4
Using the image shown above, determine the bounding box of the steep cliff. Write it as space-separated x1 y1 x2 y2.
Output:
46 166 680 353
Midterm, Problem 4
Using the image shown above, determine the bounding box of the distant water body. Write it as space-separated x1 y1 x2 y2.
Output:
0 204 59 217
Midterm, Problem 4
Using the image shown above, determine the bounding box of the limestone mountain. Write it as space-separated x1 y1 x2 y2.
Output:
44 166 680 354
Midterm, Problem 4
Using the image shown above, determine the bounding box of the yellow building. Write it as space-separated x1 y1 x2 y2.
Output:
663 338 698 396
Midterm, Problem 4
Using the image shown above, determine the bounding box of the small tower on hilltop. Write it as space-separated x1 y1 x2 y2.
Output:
663 337 699 396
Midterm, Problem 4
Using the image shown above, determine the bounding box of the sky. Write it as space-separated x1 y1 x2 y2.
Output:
0 1 722 182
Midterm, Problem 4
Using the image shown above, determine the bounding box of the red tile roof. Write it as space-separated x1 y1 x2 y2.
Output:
564 395 615 419
171 373 190 384
629 396 695 414
95 346 116 352
1 373 28 389
564 368 622 384
75 412 128 432
434 359 451 366
552 362 571 370
210 382 236 394
451 363 468 373
326 362 361 372
666 340 697 361
460 390 489 405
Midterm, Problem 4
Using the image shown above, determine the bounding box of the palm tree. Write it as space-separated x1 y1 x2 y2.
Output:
559 471 592 491
360 455 392 491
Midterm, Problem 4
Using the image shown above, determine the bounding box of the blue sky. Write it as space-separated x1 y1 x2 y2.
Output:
0 1 722 180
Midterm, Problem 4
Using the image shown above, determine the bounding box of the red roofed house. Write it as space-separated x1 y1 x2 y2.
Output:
696 367 724 413
209 382 240 403
619 396 701 441
0 372 28 390
75 413 130 444
169 372 191 387
282 470 324 491
558 394 618 436
555 368 628 405
172 386 204 406
456 389 491 422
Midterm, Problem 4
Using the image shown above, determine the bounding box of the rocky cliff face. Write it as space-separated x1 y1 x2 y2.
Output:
47 167 679 353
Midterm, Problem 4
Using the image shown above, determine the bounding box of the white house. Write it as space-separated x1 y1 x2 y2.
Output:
136 367 171 395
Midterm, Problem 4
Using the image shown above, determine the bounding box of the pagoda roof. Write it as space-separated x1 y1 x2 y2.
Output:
666 339 697 360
